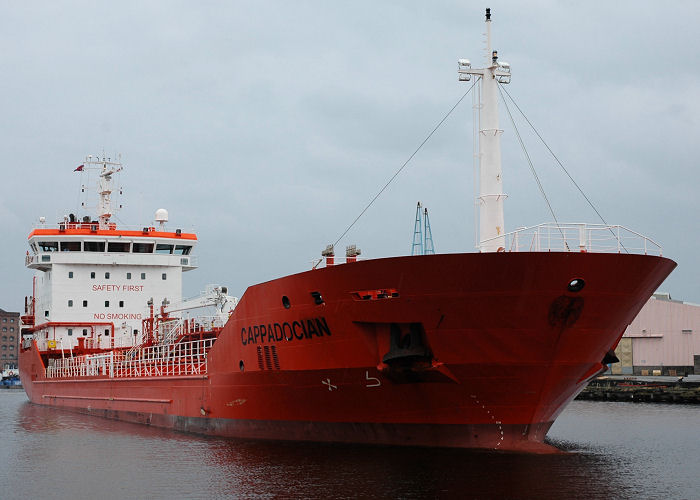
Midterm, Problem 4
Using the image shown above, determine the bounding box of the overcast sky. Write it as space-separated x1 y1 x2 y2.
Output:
1 1 698 312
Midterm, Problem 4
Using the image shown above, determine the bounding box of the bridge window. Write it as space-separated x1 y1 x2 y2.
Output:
162 273 167 280
126 272 132 279
108 242 130 252
38 241 58 252
133 243 154 253
174 245 192 255
84 241 106 252
67 329 73 336
60 241 81 251
155 244 173 254
68 271 74 278
68 300 73 307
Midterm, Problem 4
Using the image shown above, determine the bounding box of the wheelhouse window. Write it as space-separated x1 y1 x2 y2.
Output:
108 242 130 253
84 241 106 252
174 245 192 255
38 241 58 252
133 243 154 253
155 243 174 254
60 241 81 251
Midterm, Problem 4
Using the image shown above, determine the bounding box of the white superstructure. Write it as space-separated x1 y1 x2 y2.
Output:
24 156 198 352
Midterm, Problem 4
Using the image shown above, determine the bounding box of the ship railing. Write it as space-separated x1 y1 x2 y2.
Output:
481 223 663 256
156 315 225 345
182 315 227 333
45 338 215 379
158 319 182 345
30 221 198 233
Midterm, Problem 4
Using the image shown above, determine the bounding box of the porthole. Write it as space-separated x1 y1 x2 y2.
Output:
567 278 585 292
282 296 291 309
239 360 245 372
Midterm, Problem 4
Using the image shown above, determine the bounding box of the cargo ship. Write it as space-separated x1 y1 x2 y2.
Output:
19 10 675 452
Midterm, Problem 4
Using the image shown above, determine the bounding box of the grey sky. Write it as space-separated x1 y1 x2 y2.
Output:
1 1 698 312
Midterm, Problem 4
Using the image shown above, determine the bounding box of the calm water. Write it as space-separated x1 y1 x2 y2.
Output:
1 390 698 499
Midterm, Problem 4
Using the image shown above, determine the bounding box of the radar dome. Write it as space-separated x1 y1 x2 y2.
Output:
155 208 169 223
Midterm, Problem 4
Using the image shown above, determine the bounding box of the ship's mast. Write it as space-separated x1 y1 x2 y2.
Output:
458 8 511 252
82 155 123 229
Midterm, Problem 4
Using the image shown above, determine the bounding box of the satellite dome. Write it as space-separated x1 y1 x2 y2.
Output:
155 208 169 223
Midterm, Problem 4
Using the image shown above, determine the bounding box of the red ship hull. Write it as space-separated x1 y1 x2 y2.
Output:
20 252 675 452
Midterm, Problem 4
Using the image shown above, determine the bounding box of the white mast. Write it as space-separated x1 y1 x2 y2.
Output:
458 8 511 252
83 155 123 229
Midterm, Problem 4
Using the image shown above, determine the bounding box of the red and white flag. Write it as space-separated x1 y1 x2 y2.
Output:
74 164 84 172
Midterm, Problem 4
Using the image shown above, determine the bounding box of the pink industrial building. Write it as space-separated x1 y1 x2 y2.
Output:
612 294 700 375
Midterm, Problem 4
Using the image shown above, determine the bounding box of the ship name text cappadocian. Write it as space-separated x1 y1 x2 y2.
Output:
241 317 332 345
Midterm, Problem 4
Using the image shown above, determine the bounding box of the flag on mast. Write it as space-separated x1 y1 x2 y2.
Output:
74 165 84 172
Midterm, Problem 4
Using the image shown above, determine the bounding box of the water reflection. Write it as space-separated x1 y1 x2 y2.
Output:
2 393 698 499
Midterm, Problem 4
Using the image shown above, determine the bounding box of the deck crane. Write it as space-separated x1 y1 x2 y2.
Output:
144 285 239 345
411 202 436 256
